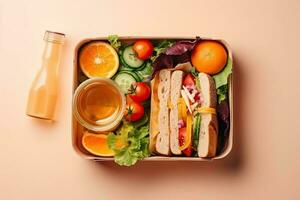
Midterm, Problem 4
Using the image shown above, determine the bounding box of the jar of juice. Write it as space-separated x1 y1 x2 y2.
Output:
73 78 126 132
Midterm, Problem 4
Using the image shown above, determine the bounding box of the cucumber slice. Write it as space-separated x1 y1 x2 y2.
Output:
192 114 201 149
120 54 131 69
131 114 149 128
119 47 132 69
120 62 147 72
119 70 141 82
122 46 144 68
119 64 134 71
114 72 137 93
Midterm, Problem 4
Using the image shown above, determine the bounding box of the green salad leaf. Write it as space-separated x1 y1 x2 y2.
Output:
108 35 121 51
190 67 201 91
213 58 232 89
137 62 152 80
191 67 199 78
213 58 232 103
107 122 150 166
217 85 228 104
150 40 174 62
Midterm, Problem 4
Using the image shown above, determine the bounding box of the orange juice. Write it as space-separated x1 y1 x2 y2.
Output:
26 31 65 120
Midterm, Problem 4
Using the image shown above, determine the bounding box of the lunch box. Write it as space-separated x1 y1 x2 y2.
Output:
72 36 233 161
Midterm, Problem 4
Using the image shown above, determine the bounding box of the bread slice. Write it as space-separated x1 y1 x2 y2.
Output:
169 71 183 155
197 73 218 158
155 70 171 155
149 74 160 153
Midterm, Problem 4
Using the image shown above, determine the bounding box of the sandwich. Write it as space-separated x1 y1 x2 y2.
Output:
149 70 218 157
149 69 171 155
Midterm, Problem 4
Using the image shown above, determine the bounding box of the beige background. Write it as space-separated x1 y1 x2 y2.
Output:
1 0 300 199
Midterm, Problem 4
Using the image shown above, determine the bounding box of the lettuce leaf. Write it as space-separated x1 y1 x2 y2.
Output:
150 37 200 80
137 62 152 81
107 123 150 166
165 37 200 55
150 54 174 80
213 58 232 89
217 100 230 154
191 67 199 78
214 58 232 153
150 52 191 80
108 35 121 51
173 52 191 65
217 85 228 104
150 40 174 62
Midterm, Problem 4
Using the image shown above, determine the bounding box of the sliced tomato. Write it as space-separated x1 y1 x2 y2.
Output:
179 127 186 146
178 127 193 157
183 146 193 157
183 73 195 86
124 101 144 122
133 39 154 60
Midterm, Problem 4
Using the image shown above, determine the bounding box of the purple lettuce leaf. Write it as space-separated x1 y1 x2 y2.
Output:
173 52 191 66
217 100 230 154
149 36 201 80
165 37 201 55
149 54 173 80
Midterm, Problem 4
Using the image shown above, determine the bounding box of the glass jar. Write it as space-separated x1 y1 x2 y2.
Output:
73 78 126 132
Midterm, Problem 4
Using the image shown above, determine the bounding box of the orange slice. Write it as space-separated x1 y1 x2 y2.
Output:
82 132 114 157
79 42 119 78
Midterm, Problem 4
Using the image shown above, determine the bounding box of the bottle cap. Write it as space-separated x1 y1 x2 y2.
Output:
44 30 65 44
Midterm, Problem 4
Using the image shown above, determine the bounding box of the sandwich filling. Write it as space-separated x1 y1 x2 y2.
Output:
150 70 218 157
176 72 217 156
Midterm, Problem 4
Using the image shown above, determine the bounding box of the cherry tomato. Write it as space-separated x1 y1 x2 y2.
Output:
133 39 154 60
183 73 195 87
128 82 151 103
124 101 144 122
126 95 134 103
179 127 193 156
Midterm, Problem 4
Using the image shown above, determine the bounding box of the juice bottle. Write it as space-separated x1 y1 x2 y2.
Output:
26 31 65 120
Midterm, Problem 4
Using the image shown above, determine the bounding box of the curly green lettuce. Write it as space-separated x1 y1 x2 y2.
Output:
213 58 232 89
213 58 232 103
217 85 228 104
137 62 152 81
107 123 150 166
150 40 174 62
108 35 121 51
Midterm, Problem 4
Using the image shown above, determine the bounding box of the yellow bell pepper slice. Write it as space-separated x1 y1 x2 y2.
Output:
178 100 183 120
178 98 187 122
179 113 193 150
181 100 187 122
196 107 216 115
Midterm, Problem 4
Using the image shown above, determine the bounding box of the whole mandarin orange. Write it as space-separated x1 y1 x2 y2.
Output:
191 41 228 75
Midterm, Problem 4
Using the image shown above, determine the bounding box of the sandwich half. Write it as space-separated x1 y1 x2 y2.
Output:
196 73 218 157
149 69 171 155
167 71 218 158
169 70 184 155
